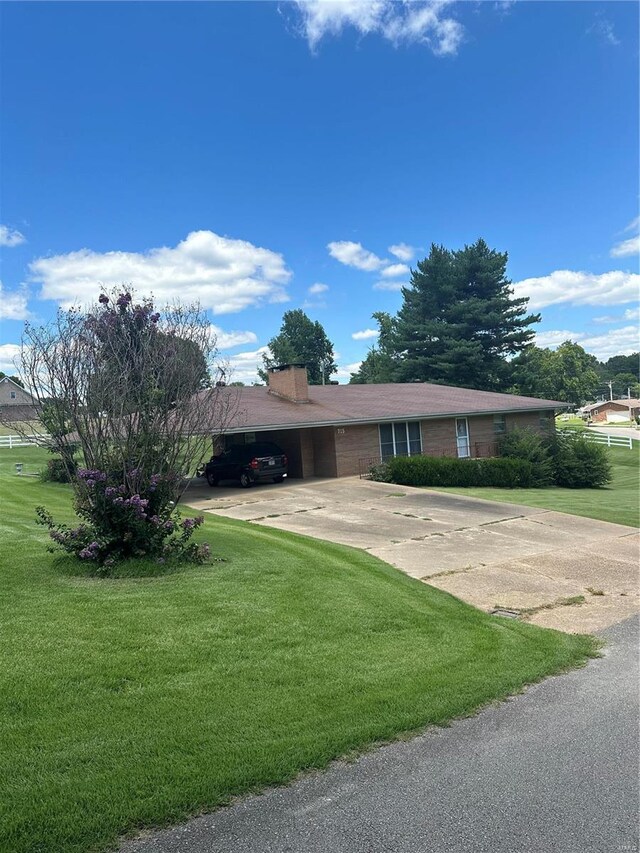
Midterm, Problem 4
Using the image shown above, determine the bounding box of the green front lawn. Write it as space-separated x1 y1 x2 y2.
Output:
1 448 596 853
434 445 640 528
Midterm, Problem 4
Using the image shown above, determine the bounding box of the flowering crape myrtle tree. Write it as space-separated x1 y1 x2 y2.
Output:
22 289 236 573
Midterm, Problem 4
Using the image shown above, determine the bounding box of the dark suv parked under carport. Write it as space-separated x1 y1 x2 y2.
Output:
204 442 288 488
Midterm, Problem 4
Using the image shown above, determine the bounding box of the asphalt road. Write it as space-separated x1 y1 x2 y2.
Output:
121 617 640 853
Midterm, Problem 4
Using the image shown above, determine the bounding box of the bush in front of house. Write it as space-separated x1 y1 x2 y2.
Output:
549 432 613 488
498 427 555 487
36 465 211 575
373 455 534 488
40 456 77 484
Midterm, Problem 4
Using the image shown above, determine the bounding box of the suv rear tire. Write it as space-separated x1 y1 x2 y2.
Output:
239 471 252 488
206 472 218 487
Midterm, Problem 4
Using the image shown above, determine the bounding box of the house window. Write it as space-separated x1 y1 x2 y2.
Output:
493 414 506 434
10 391 16 399
455 417 470 458
379 422 422 460
539 411 552 429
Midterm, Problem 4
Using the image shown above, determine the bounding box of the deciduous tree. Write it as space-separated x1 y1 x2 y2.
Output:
510 341 600 406
19 289 236 570
259 309 337 384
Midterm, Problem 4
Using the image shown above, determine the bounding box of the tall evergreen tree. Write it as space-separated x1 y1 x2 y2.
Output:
259 309 337 385
393 240 539 390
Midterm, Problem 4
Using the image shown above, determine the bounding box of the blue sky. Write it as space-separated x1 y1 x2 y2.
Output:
1 0 638 383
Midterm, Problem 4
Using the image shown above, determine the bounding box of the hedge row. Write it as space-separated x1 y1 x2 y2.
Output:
370 428 613 491
498 427 612 489
376 455 534 488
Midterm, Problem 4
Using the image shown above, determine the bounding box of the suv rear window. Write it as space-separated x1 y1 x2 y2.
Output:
249 443 283 457
224 442 283 461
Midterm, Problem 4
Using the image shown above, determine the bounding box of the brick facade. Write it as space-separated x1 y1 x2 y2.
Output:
224 368 558 479
266 365 310 403
226 408 555 480
589 401 640 423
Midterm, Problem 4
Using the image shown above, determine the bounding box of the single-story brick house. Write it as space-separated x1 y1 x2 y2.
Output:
208 364 564 479
581 398 640 424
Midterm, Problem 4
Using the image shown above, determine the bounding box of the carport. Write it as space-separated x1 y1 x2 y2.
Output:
222 426 338 479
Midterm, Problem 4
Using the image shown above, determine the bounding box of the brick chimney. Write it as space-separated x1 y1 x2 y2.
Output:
267 364 309 403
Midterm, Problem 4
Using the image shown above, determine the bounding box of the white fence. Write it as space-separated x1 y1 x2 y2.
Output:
560 429 633 449
0 434 50 448
585 432 633 449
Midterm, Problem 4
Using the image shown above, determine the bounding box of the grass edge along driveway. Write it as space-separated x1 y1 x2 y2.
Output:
432 444 640 528
1 448 597 853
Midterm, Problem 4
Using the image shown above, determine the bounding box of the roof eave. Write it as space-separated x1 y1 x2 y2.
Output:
220 403 564 434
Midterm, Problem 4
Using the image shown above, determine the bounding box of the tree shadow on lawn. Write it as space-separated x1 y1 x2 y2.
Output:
51 552 226 580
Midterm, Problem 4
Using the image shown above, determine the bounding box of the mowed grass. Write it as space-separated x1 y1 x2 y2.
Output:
433 444 640 528
1 448 597 853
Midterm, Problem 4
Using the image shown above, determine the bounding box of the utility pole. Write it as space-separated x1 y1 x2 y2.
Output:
608 379 613 401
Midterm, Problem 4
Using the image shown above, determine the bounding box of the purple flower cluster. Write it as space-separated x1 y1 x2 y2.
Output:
122 494 149 520
104 485 126 498
78 468 107 488
98 294 109 305
181 516 204 531
116 292 132 308
150 312 160 323
79 541 100 560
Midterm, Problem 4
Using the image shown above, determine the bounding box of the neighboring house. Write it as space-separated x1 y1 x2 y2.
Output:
206 364 563 479
582 398 640 424
0 376 38 422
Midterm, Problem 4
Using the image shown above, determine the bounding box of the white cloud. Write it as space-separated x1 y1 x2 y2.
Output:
352 328 379 340
308 282 329 295
335 361 362 381
293 0 464 56
28 230 292 315
327 240 385 272
373 279 407 292
0 343 22 375
535 326 639 361
210 325 258 350
380 263 410 278
592 314 619 325
623 216 640 234
388 243 415 262
0 282 30 320
610 235 639 258
624 306 640 322
513 270 640 310
535 330 583 349
587 13 620 47
224 346 270 385
0 225 26 248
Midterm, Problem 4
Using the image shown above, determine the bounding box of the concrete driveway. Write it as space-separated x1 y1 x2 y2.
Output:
184 477 639 633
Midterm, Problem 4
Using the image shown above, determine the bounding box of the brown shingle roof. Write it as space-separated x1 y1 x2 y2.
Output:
583 398 640 412
206 383 565 433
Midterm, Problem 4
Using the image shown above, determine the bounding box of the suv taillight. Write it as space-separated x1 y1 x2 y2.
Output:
250 458 259 469
283 455 288 466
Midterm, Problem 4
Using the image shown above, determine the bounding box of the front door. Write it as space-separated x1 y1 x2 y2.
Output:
455 417 470 458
